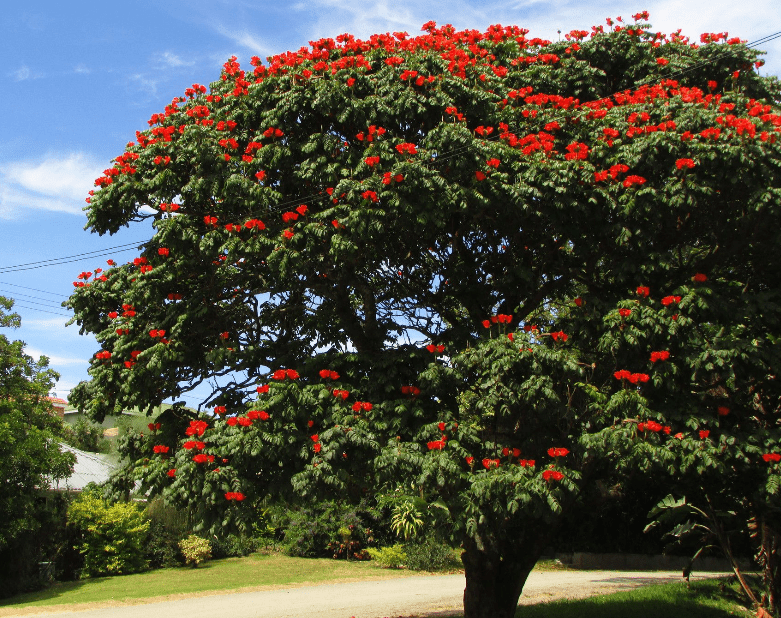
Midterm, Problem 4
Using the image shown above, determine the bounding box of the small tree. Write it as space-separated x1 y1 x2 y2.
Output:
68 15 781 617
0 297 74 592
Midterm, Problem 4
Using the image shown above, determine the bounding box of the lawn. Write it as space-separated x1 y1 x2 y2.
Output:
0 553 419 610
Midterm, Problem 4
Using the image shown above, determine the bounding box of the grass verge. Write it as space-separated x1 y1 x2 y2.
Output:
514 577 752 618
0 553 419 610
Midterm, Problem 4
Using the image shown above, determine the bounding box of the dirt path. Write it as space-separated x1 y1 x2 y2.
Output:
2 570 727 618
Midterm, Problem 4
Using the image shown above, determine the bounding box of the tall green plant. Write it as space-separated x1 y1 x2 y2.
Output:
68 14 781 618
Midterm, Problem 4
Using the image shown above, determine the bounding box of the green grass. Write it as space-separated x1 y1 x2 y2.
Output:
0 554 753 618
514 578 752 618
0 553 418 609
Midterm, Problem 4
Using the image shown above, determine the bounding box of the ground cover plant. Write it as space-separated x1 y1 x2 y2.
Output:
67 12 781 618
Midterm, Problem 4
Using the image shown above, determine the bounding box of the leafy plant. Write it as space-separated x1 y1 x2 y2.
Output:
67 492 149 577
178 535 211 567
366 544 407 568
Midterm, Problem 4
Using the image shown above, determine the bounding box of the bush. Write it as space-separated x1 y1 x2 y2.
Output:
67 493 149 577
280 501 375 559
144 497 188 568
367 544 407 568
179 535 211 567
403 540 461 571
210 535 259 559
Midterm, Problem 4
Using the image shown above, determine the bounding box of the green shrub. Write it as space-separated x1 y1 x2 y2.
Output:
280 501 374 559
144 497 189 568
210 534 259 559
403 539 461 571
367 544 407 568
67 493 149 577
179 535 212 566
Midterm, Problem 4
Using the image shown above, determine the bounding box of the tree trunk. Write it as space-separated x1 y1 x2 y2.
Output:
461 538 539 618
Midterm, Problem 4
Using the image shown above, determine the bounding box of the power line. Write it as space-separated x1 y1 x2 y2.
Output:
0 242 144 274
0 289 66 307
10 302 71 317
0 281 67 298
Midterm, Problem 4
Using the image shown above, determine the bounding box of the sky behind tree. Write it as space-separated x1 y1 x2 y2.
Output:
1 0 779 407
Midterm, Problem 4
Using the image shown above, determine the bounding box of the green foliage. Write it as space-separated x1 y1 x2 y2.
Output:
278 501 374 559
143 497 189 568
66 15 781 618
210 535 260 559
63 417 110 453
391 500 425 540
366 544 407 568
178 535 212 566
67 492 150 577
402 539 461 571
0 297 74 554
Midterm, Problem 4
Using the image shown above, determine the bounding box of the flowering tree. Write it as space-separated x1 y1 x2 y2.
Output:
68 14 781 617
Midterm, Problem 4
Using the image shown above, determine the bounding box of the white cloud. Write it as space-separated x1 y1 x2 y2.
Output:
74 64 91 74
154 51 195 68
212 24 276 57
10 65 44 81
0 152 104 218
25 346 88 368
127 74 159 98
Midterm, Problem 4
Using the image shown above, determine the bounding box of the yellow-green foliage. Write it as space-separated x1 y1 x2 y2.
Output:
179 535 212 566
366 544 407 568
67 494 149 577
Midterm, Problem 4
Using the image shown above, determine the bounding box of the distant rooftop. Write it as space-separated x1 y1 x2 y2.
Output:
49 443 117 491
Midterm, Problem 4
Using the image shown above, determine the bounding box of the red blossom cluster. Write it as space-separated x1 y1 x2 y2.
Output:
95 350 111 360
614 370 650 383
352 401 373 412
547 448 570 457
542 469 564 482
193 454 215 464
550 331 568 342
153 445 170 454
401 385 421 396
650 350 670 363
183 440 206 450
661 295 681 306
636 286 650 297
319 369 340 380
214 406 227 415
273 368 299 380
186 420 208 437
638 420 670 433
148 422 161 432
225 492 245 501
482 458 501 469
333 389 350 400
717 406 730 416
763 453 781 463
427 439 446 450
426 344 445 353
618 308 632 317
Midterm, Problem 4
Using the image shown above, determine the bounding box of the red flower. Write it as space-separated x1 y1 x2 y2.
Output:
395 143 417 155
167 469 176 478
482 320 491 328
542 469 564 481
465 456 474 465
427 440 446 450
286 369 299 379
482 458 500 469
574 297 583 307
547 447 570 458
319 369 340 380
699 430 710 439
762 453 781 463
283 229 294 239
717 406 730 416
214 405 227 415
158 247 170 256
257 384 269 394
693 273 707 282
148 423 161 432
650 351 670 363
438 422 446 432
108 311 118 319
676 158 696 170
313 443 322 453
226 417 238 426
333 389 349 400
551 331 568 342
661 295 681 306
623 175 646 188
618 308 631 317
361 190 378 202
153 445 170 454
636 285 650 297
310 434 319 442
475 171 486 181
486 158 500 168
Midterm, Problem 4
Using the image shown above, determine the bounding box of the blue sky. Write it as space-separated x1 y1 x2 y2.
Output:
1 0 779 408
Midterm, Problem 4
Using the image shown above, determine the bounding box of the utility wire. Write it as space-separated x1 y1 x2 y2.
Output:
0 280 68 298
0 242 144 274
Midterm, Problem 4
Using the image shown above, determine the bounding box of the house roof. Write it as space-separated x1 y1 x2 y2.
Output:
49 443 117 491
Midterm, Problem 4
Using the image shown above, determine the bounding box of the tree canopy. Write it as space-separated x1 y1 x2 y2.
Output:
68 14 781 617
0 297 73 550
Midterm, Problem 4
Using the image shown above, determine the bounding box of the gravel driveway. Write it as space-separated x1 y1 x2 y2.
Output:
4 570 727 618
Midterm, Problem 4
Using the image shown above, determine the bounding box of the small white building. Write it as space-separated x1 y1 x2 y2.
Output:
49 443 117 492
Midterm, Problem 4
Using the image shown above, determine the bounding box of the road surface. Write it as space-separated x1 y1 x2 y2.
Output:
4 569 727 618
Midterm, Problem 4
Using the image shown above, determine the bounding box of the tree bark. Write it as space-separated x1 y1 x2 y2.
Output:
461 538 540 618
